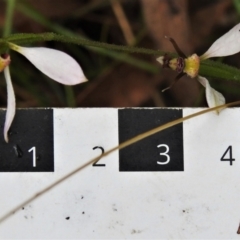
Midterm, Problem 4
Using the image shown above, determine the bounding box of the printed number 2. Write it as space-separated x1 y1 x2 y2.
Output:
157 144 170 165
92 146 105 167
221 146 235 166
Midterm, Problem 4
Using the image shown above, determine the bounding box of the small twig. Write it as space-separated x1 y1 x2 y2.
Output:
110 0 135 45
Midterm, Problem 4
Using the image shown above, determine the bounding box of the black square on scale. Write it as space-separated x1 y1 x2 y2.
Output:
118 108 184 172
0 109 54 172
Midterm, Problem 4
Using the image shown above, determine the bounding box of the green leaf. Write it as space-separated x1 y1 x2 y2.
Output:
200 59 240 81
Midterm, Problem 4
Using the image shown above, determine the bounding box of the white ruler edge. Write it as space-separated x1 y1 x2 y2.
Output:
0 108 239 239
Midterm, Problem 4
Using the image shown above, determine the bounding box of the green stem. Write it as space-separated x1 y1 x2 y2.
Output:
13 1 161 55
199 60 240 81
64 86 76 107
5 32 240 82
3 0 16 37
233 0 240 16
5 32 165 56
4 32 240 82
13 2 160 73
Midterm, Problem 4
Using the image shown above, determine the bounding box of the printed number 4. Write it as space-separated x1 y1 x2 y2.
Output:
221 146 235 166
157 144 170 165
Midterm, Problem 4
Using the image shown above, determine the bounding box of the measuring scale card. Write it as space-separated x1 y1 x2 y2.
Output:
0 108 240 239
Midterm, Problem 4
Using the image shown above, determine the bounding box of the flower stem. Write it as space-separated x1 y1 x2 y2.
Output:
3 0 16 37
13 1 162 73
5 32 165 56
64 86 76 107
5 32 240 83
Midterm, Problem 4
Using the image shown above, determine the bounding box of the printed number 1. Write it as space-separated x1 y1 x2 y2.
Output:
28 147 36 167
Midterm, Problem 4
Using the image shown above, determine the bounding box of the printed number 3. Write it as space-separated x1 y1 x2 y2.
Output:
157 144 170 165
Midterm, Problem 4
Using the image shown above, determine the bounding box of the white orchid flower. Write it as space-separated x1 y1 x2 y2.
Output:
157 23 240 111
1 43 88 142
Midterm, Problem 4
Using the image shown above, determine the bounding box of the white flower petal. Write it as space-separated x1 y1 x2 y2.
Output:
156 56 164 65
197 76 225 113
201 23 240 60
3 66 16 143
13 46 88 85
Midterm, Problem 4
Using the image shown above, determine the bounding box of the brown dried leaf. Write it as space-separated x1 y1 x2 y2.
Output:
77 64 164 107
